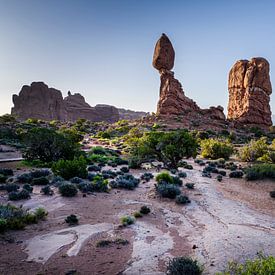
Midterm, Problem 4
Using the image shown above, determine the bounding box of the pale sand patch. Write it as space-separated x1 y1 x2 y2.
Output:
24 223 113 264
123 221 173 275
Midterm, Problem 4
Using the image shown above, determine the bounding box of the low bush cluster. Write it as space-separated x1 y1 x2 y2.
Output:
120 215 135 226
0 204 47 232
52 156 88 180
59 183 78 197
166 257 203 275
245 163 275 180
65 214 79 225
110 174 140 190
140 172 154 182
155 183 181 199
8 189 30 201
200 139 234 160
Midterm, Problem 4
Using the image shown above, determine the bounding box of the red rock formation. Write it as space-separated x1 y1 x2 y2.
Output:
11 82 119 123
153 34 225 123
227 57 272 127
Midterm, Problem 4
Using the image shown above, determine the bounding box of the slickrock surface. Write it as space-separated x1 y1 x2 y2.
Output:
227 57 272 127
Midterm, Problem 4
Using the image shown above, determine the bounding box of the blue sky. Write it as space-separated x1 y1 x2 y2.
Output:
0 0 274 115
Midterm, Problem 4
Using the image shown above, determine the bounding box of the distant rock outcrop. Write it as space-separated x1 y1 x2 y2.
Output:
118 108 149 120
11 82 119 123
227 57 272 127
153 34 225 124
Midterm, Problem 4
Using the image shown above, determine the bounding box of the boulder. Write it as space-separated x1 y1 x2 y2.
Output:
153 33 175 71
227 57 272 127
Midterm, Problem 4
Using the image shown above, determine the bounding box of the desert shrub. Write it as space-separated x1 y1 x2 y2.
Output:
0 168 13 176
23 184 33 193
155 183 181 199
0 174 7 183
245 163 275 180
59 183 78 197
128 156 142 169
140 205 151 215
110 174 140 190
17 173 33 183
218 170 226 176
175 195 191 204
30 169 50 178
172 176 183 186
6 184 20 193
51 176 64 186
120 166 129 173
31 177 49 185
239 137 269 162
65 214 79 225
178 171 187 178
70 177 83 184
185 183 195 189
8 189 30 200
270 191 275 198
140 172 154 182
91 175 108 192
23 127 81 163
201 139 234 160
170 168 177 174
156 172 173 184
0 204 46 232
225 162 238 171
166 257 203 275
34 207 48 220
184 164 193 170
102 170 117 179
52 156 87 180
216 175 223 182
120 215 135 226
133 211 143 218
41 185 54 195
217 254 275 275
128 130 198 169
202 172 212 178
87 164 101 172
229 171 243 178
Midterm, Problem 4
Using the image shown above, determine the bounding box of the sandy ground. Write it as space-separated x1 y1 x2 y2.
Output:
0 161 274 275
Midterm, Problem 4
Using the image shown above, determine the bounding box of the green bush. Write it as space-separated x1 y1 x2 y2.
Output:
8 189 30 201
31 177 49 185
245 164 275 180
201 139 234 160
52 156 88 180
120 215 135 226
23 184 33 193
166 257 203 275
217 254 275 275
0 174 7 183
140 205 151 215
175 195 191 204
155 183 181 199
133 211 143 218
185 183 195 189
239 137 270 162
65 214 79 225
128 130 198 168
41 185 54 195
229 171 243 178
140 172 154 182
110 174 140 190
59 183 78 197
23 127 81 163
156 172 173 184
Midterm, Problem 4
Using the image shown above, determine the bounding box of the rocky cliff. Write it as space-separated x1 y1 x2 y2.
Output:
11 82 119 123
227 58 272 127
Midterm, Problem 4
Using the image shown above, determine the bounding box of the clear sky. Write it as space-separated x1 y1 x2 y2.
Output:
0 0 274 116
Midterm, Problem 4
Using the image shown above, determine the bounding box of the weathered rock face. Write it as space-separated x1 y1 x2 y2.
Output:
227 57 272 127
11 82 119 123
153 33 175 71
153 34 226 124
118 108 149 120
11 82 65 121
157 70 200 115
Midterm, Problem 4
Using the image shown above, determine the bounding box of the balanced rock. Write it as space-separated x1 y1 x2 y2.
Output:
227 57 272 127
11 82 119 123
153 34 225 125
153 33 175 71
